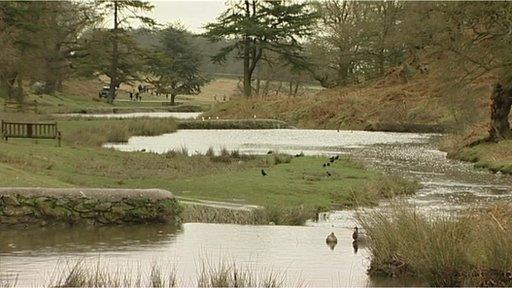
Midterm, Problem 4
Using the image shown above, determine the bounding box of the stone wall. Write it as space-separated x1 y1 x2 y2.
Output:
0 188 182 226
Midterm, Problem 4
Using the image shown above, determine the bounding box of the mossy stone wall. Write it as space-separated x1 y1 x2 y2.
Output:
0 188 182 226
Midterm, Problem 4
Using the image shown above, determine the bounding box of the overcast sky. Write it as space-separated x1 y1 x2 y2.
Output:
147 1 226 33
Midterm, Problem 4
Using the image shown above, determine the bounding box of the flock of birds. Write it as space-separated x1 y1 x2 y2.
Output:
261 152 341 177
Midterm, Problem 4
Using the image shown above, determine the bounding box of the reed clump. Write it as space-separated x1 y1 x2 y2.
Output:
63 118 178 147
48 259 287 287
358 203 512 286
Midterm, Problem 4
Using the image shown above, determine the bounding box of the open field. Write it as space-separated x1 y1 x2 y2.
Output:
0 77 241 114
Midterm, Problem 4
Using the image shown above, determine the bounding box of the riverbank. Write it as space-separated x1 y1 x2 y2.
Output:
448 140 512 174
177 119 289 129
359 203 512 286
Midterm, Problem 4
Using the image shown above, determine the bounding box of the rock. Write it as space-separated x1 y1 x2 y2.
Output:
2 195 20 206
39 202 69 219
80 211 98 219
55 198 69 206
94 202 112 212
73 202 93 213
3 206 33 217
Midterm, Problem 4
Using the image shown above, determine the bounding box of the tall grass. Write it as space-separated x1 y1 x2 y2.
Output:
333 174 420 208
47 259 287 288
63 118 178 147
358 203 512 286
198 260 286 287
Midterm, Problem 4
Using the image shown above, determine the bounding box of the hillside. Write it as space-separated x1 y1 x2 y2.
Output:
205 64 494 133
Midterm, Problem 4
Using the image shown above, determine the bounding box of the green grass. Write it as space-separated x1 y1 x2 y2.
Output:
358 203 512 286
0 136 417 211
450 139 512 174
143 156 417 208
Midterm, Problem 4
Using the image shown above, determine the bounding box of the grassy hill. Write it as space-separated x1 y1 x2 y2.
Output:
206 64 494 133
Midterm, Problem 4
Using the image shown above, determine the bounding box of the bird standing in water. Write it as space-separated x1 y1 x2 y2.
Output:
261 169 267 176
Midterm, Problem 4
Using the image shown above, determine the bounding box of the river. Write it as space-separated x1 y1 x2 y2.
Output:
2 129 511 287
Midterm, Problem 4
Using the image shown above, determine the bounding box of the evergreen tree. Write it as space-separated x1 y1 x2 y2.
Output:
145 26 207 105
204 0 317 97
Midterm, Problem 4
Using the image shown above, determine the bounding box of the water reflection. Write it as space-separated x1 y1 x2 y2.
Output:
0 224 180 255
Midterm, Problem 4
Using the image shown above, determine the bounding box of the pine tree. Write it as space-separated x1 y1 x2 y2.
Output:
204 0 317 97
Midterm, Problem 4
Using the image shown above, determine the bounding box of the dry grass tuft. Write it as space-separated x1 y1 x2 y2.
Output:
358 203 512 286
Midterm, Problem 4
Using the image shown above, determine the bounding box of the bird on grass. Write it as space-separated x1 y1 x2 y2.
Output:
327 162 330 166
323 163 327 167
334 155 340 160
261 169 267 176
329 157 335 163
267 150 273 155
295 152 305 157
326 171 332 177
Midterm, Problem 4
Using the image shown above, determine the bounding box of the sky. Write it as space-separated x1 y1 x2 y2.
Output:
147 1 226 33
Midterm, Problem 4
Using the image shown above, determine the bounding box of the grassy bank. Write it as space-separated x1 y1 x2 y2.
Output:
177 119 289 130
447 139 512 174
358 204 512 286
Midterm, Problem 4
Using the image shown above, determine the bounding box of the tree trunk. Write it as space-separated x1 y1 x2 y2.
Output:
255 77 260 96
16 77 24 103
489 81 512 142
242 0 252 97
108 0 119 104
171 93 177 106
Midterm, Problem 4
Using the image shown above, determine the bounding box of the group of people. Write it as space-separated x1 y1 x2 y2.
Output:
128 84 147 101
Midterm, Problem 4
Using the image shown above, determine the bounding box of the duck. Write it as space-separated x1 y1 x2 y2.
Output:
326 232 338 244
352 226 367 242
